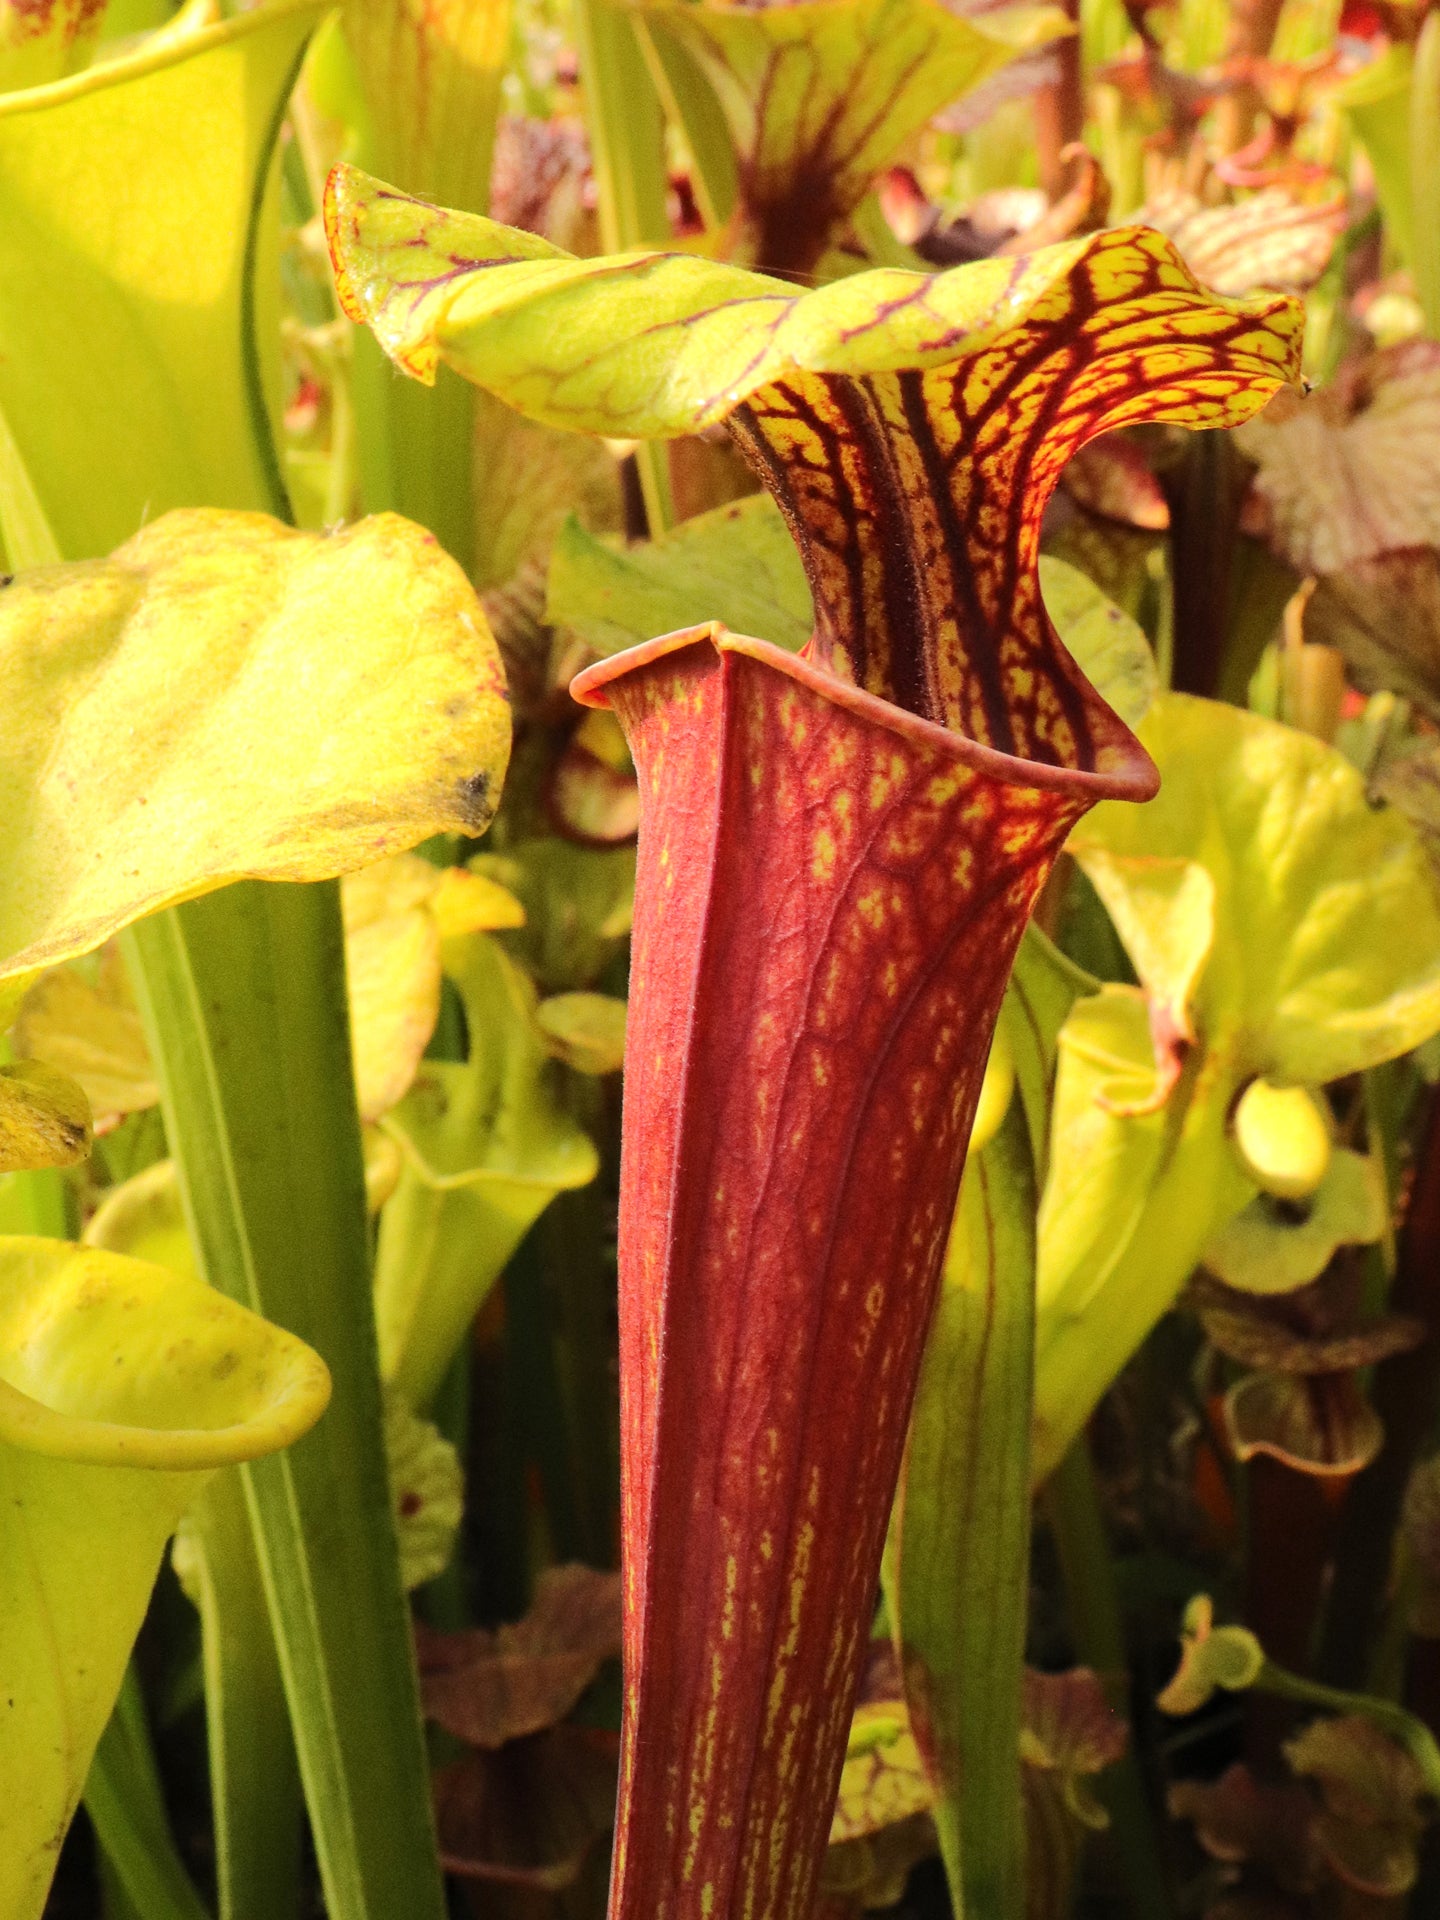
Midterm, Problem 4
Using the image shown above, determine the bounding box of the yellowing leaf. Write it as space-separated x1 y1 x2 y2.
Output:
0 1234 329 1920
0 1059 91 1172
0 509 511 981
347 903 442 1125
534 992 627 1075
0 0 325 564
1071 852 1214 1094
1033 986 1252 1480
341 855 528 1122
12 952 157 1127
430 866 526 939
84 1158 194 1275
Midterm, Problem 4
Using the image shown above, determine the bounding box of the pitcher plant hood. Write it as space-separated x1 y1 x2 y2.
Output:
328 160 1303 1920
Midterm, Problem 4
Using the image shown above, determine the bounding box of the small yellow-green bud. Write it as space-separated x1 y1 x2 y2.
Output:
1232 1079 1331 1201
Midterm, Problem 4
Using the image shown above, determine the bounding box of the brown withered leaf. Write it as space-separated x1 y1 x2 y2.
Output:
489 115 592 249
1284 1715 1429 1898
1306 548 1440 720
1237 340 1440 574
1169 1763 1322 1893
434 1725 619 1890
12 946 157 1131
1021 1667 1128 1829
1061 433 1170 531
417 1563 622 1748
1189 1272 1424 1376
1135 188 1346 297
1402 1456 1440 1637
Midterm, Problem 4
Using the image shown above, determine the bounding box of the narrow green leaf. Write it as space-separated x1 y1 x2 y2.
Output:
125 881 450 1920
569 0 676 532
886 1098 1036 1919
634 13 738 230
182 1474 305 1920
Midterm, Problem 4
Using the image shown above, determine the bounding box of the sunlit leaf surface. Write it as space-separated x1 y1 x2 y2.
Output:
0 509 510 980
342 0 509 213
0 0 324 562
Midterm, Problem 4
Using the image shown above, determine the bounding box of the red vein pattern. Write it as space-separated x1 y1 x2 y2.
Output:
729 236 1295 757
574 627 1152 1920
565 221 1303 1920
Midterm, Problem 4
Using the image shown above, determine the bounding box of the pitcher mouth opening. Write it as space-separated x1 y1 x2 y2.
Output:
571 621 1160 806
0 1240 331 1470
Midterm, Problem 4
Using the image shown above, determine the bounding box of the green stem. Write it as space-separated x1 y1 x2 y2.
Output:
887 1110 1035 1919
571 0 677 533
634 15 737 231
1256 1660 1440 1800
124 880 447 1920
1042 1442 1176 1920
83 1670 211 1920
187 1471 304 1920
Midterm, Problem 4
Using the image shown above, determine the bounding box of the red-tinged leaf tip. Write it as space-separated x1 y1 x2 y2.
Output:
571 623 1153 1920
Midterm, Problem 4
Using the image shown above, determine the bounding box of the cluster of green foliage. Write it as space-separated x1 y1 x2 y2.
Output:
5 0 1440 1917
